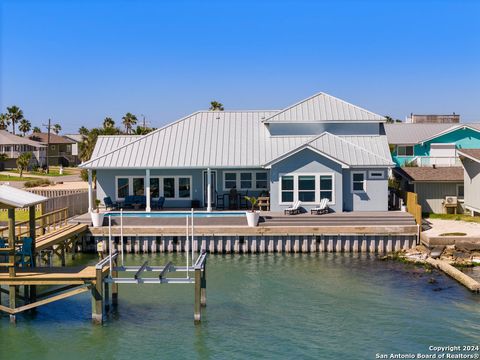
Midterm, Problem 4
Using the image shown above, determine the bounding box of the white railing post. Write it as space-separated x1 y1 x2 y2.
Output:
109 215 112 278
207 168 212 212
120 208 124 267
145 169 151 212
87 169 93 213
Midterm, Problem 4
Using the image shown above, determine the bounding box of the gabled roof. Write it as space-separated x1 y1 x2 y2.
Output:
0 185 47 208
395 166 464 182
29 132 75 145
265 132 393 168
385 123 480 145
80 110 392 169
263 92 386 123
0 130 45 147
458 149 480 163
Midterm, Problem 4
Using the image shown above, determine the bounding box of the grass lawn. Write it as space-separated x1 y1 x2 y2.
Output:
426 213 480 224
0 174 38 182
8 168 71 177
0 209 42 222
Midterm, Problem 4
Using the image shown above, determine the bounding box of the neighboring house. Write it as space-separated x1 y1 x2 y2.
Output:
405 113 460 124
29 132 77 166
458 149 480 216
393 166 464 214
0 130 46 169
385 123 480 167
64 134 84 164
80 92 394 213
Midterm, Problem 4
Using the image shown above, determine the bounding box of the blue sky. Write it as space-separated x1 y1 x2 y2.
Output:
1 0 479 133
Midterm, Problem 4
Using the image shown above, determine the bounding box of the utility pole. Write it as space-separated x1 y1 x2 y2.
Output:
42 119 52 174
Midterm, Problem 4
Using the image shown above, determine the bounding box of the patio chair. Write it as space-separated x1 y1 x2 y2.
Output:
216 192 225 210
104 196 119 210
310 198 329 215
284 201 302 215
156 196 165 210
16 237 34 267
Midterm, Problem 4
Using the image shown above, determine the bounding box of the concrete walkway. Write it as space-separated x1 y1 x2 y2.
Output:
421 218 480 246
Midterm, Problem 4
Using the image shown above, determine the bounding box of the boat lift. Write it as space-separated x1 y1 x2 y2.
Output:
100 209 207 323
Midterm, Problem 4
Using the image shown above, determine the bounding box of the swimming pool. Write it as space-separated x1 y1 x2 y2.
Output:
105 211 246 218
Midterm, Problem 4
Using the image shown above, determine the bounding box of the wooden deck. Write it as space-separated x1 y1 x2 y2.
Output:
83 211 418 236
0 265 105 285
36 223 88 251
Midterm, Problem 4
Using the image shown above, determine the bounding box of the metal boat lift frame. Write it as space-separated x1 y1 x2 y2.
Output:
100 209 207 323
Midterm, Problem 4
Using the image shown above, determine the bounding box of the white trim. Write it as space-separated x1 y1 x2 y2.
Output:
420 124 480 145
222 170 270 191
264 144 350 169
115 175 192 201
368 170 385 179
279 172 335 205
351 171 367 193
202 170 217 207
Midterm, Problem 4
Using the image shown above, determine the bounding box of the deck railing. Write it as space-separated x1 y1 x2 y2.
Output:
413 156 461 167
0 207 69 239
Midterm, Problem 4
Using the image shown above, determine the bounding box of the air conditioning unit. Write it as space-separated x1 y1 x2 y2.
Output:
445 196 458 205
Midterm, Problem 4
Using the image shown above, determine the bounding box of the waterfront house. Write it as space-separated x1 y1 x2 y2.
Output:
385 123 480 167
29 132 77 167
63 134 84 165
386 123 480 214
0 130 46 169
80 92 394 213
458 149 480 216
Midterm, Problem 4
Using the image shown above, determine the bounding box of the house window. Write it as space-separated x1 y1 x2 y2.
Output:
397 145 414 156
319 175 333 202
281 176 294 203
117 178 129 199
163 178 175 198
66 144 72 152
224 173 237 189
179 177 191 198
50 145 56 150
132 178 145 195
298 175 316 202
368 170 384 179
240 172 252 189
255 172 268 189
150 178 160 198
457 184 464 200
352 172 366 193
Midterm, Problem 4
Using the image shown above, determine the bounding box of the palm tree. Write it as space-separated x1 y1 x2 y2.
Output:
16 152 32 177
32 126 41 133
103 117 115 129
209 101 224 111
18 119 32 136
6 105 24 134
122 113 137 134
0 113 10 130
52 123 62 134
78 126 89 136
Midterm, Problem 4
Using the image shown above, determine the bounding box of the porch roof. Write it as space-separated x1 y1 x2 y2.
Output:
0 185 47 209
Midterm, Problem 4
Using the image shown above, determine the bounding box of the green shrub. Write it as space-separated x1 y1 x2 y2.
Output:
24 178 52 188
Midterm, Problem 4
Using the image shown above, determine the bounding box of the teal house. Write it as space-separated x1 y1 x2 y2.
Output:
385 124 480 167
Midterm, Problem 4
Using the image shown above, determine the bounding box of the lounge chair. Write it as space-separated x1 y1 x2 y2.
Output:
284 200 302 215
310 198 329 215
104 196 119 210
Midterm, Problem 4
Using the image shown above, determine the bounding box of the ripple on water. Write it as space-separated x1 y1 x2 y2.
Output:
1 253 479 360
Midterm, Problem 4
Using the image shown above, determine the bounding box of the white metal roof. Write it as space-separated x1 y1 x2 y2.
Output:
0 185 47 208
265 133 393 167
91 135 142 159
263 92 386 123
81 110 392 169
384 123 480 145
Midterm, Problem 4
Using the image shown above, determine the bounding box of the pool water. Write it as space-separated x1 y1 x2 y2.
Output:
106 211 246 218
1 253 479 359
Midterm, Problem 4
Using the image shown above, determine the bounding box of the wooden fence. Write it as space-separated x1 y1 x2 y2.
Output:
406 192 422 225
41 191 93 218
28 188 88 198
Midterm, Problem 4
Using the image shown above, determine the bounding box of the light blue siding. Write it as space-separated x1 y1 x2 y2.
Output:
342 169 389 212
269 148 344 213
267 123 381 136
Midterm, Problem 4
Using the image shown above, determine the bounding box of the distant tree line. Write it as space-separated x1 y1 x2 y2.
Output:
0 105 62 136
